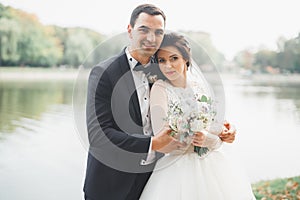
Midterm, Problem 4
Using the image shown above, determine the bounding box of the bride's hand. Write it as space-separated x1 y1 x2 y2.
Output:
192 130 222 149
191 132 206 147
219 122 236 143
152 127 186 153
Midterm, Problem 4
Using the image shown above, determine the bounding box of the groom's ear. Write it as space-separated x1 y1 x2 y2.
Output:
127 24 133 39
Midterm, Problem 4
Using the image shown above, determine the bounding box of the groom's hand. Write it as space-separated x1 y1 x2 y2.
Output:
152 127 185 153
219 122 236 143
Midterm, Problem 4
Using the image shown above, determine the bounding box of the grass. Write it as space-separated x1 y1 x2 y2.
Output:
252 176 300 200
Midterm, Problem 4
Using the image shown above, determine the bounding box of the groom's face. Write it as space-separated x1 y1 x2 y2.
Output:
128 12 165 59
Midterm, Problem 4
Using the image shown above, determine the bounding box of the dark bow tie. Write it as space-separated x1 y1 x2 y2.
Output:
133 62 152 75
133 62 156 89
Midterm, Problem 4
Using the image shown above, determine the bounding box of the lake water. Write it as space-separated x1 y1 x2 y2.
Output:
0 74 300 200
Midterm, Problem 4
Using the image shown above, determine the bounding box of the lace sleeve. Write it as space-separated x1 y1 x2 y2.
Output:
150 80 169 136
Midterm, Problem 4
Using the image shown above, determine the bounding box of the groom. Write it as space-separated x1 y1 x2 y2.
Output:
83 4 183 200
83 3 236 200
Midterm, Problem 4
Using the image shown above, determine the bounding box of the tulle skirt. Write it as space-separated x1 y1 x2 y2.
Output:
140 148 256 200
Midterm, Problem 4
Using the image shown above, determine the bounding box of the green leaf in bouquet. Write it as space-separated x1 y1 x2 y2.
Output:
194 146 209 157
169 130 177 137
200 95 208 102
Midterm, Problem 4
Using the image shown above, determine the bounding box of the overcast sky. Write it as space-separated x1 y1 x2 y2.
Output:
1 0 299 60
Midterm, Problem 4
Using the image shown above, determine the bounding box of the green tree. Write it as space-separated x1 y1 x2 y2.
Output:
278 36 300 72
0 4 63 67
0 18 20 66
13 10 63 67
52 26 105 68
63 30 94 67
254 49 278 71
185 31 225 70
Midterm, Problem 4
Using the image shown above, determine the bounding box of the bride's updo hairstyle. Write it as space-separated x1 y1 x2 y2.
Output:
158 32 191 67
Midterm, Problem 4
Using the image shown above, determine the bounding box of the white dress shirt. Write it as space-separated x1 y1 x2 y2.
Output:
125 47 156 165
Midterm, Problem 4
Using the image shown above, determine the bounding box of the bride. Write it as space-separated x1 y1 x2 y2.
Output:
140 32 256 200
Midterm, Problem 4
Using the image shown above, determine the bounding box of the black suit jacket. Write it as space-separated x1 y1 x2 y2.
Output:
84 49 158 200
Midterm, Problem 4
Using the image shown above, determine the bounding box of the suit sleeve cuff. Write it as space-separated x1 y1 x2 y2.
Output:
140 137 156 165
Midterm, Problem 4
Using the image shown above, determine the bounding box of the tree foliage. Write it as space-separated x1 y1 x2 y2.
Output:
4 2 299 73
0 4 64 67
184 31 225 69
234 33 300 73
0 3 225 69
0 3 104 67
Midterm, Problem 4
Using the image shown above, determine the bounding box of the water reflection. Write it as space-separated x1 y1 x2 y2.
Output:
0 80 74 135
275 85 300 124
222 76 300 182
0 79 86 200
0 76 299 200
236 81 300 123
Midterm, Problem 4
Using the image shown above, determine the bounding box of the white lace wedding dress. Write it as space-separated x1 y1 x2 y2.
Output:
140 80 256 200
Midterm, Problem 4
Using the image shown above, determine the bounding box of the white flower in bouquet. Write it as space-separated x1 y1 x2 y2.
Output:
190 119 204 132
165 92 216 157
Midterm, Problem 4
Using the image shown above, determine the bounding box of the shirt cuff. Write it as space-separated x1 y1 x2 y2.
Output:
140 137 156 165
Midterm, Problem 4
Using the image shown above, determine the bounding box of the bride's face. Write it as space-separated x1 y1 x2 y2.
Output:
157 46 187 84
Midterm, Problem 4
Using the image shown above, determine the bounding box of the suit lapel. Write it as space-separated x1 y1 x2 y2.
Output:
118 51 143 127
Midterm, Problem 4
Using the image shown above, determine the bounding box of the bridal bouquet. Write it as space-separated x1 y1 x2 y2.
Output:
165 91 216 157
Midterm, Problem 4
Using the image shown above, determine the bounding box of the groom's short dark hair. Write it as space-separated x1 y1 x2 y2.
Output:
130 4 166 28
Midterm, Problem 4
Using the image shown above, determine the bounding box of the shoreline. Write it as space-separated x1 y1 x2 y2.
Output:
1 67 300 84
220 73 300 84
0 67 84 81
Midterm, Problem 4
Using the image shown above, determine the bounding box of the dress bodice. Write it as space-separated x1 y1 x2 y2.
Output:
162 80 205 107
157 80 207 156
